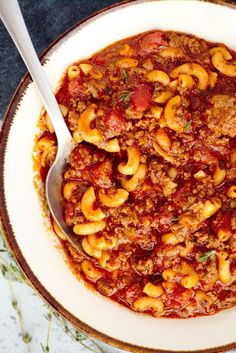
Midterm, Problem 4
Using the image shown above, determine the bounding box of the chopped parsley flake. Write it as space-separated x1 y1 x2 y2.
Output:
184 120 192 132
121 68 128 81
119 90 132 103
198 250 216 262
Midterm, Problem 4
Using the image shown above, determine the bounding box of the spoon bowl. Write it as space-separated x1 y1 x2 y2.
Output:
45 136 86 251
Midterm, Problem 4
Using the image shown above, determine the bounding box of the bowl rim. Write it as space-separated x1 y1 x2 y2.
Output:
1 1 236 352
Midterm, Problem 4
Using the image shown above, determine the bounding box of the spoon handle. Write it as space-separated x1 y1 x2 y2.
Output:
0 0 71 144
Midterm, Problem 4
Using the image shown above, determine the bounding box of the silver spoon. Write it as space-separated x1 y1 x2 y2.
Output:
0 0 85 253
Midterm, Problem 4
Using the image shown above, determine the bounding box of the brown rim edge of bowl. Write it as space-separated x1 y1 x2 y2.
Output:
1 1 236 352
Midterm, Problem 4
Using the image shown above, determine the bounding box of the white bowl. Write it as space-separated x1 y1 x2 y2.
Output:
1 1 236 352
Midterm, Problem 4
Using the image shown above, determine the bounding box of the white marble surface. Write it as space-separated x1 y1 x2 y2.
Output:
0 209 122 353
0 251 122 353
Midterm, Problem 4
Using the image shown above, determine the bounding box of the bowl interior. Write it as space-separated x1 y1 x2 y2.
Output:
2 1 236 351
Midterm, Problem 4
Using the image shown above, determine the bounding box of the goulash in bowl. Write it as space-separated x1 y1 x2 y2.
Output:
34 30 236 318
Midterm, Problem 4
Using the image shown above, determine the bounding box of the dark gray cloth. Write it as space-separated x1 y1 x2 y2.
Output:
0 0 120 121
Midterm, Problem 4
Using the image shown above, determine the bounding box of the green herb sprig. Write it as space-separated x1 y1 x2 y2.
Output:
184 120 192 132
119 90 132 104
198 250 216 262
8 280 32 352
121 68 128 82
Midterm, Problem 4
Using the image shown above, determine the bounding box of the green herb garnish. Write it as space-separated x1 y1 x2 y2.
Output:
171 216 179 222
121 68 128 82
22 333 32 344
184 120 192 132
40 343 49 353
119 90 132 103
198 250 216 262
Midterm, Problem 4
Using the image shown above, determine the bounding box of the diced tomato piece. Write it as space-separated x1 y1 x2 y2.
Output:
103 109 127 138
137 31 166 55
172 182 192 208
131 84 153 112
92 54 106 65
191 139 220 165
211 211 233 233
82 160 113 188
172 282 187 298
231 260 236 276
56 79 70 106
68 78 86 99
40 165 49 183
68 79 80 97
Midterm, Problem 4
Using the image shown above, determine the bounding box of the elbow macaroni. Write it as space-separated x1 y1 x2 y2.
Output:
217 251 231 285
52 220 67 240
150 105 163 119
79 63 103 79
164 95 183 133
119 43 134 56
155 128 171 151
37 136 57 167
213 165 226 186
162 268 176 281
180 263 199 289
63 181 80 200
115 57 138 68
73 220 106 236
81 237 102 258
153 141 173 163
162 181 177 198
162 232 180 245
118 146 140 175
81 260 102 281
133 297 164 316
178 74 195 89
81 187 105 221
104 138 120 152
121 164 147 192
67 65 80 80
143 283 164 298
78 105 103 143
98 188 129 208
227 185 236 199
209 46 232 60
211 53 236 77
209 71 218 88
218 228 231 242
210 46 236 77
153 90 173 104
146 70 170 85
98 251 120 271
170 63 209 90
202 198 222 219
87 233 117 251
